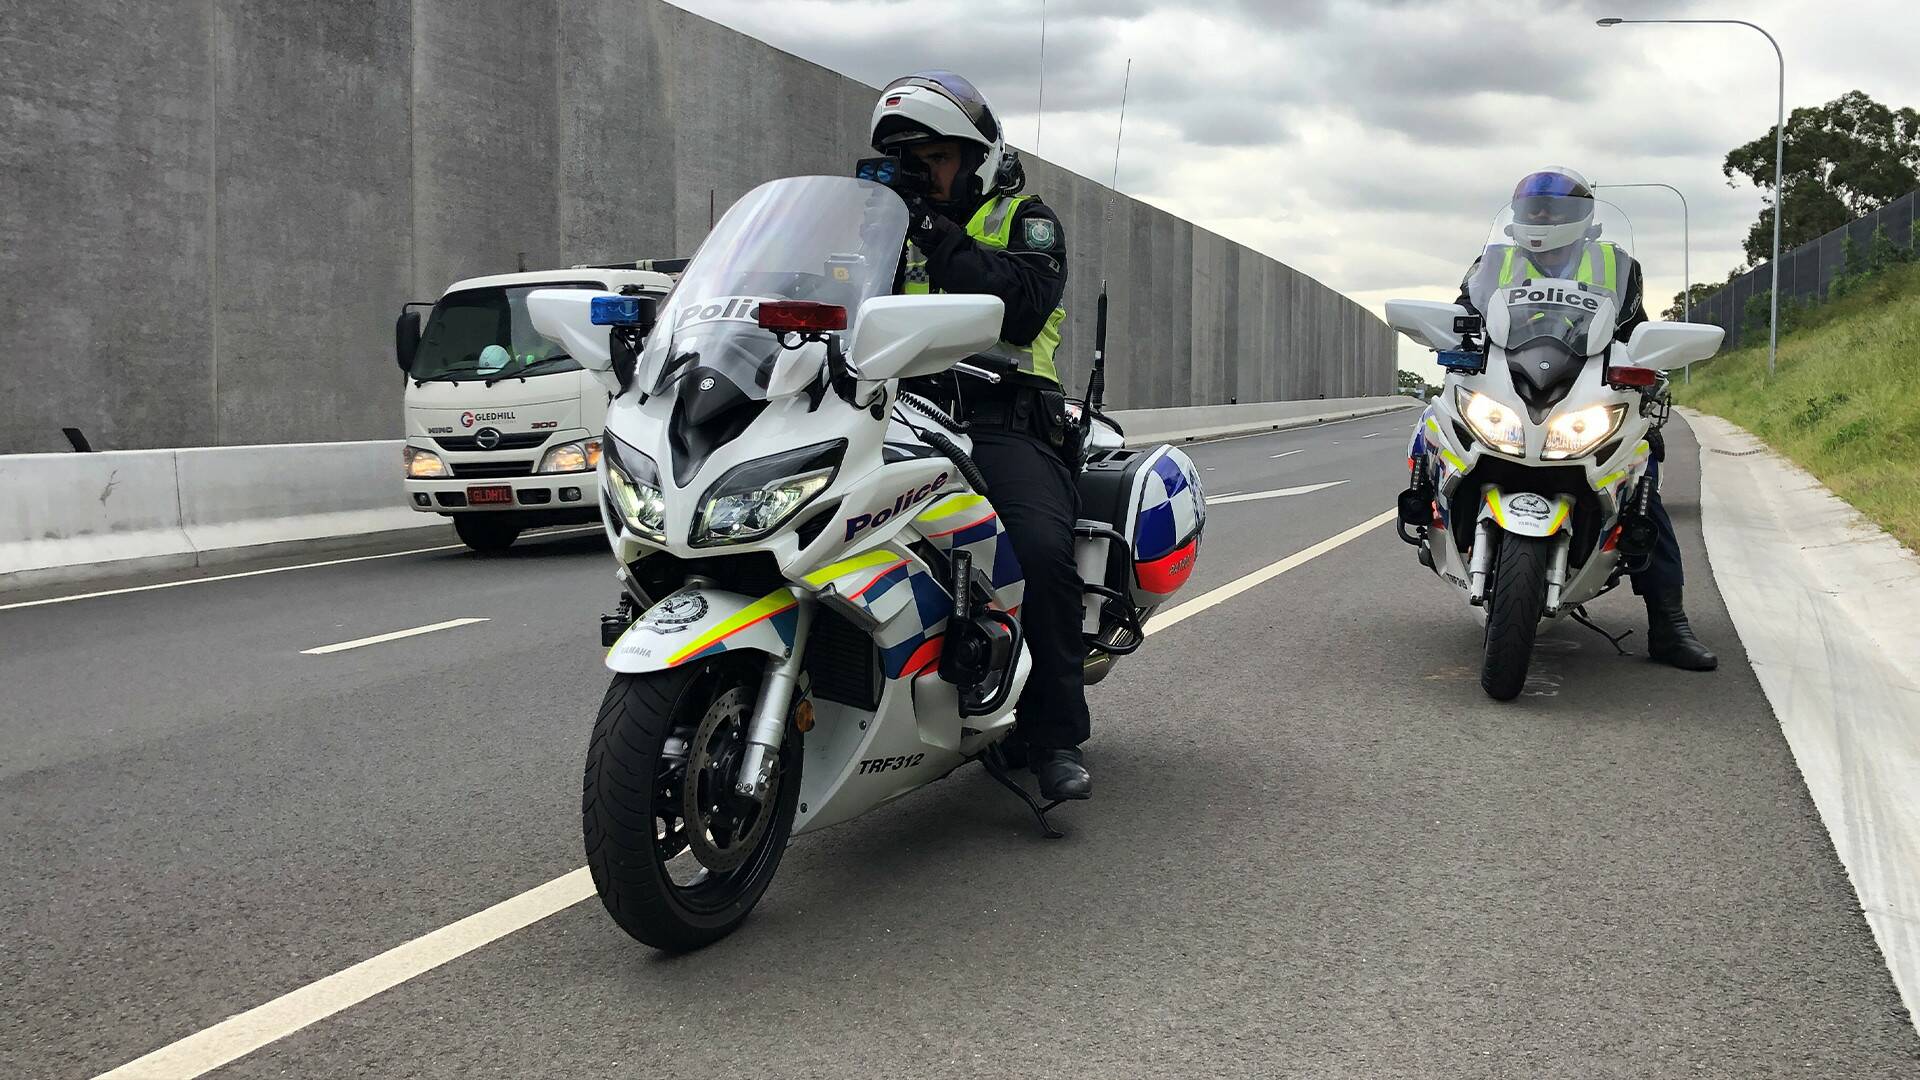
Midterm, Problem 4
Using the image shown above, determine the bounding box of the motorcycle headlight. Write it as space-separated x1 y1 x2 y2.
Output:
1543 403 1626 461
603 440 667 541
1459 389 1525 456
692 441 845 547
404 445 448 478
537 437 602 474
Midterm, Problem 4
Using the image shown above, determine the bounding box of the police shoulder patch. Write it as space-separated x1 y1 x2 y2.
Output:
1023 217 1059 250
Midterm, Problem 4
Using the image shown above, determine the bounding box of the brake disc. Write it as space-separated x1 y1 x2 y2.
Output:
681 685 777 873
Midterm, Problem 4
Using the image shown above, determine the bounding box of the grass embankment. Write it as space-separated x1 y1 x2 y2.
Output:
1674 260 1920 553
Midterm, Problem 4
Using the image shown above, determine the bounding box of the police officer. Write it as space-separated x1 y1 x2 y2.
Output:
1456 167 1716 671
868 71 1093 798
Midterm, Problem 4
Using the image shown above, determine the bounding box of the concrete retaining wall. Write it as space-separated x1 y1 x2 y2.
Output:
1 0 1395 455
0 396 1414 589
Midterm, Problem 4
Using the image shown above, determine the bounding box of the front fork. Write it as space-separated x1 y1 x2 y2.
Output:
1468 522 1574 611
734 595 815 800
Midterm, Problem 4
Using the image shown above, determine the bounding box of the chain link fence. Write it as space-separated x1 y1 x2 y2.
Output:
1689 190 1917 350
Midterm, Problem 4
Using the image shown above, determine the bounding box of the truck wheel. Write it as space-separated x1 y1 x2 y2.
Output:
454 515 521 555
1480 534 1549 701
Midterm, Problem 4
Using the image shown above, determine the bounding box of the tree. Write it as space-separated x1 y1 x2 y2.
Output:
1396 369 1431 399
1723 90 1920 264
1663 283 1720 321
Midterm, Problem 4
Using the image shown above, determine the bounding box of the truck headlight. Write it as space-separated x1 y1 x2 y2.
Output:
537 438 602 474
1543 403 1625 460
404 445 448 478
692 441 845 547
1459 389 1525 457
603 440 666 541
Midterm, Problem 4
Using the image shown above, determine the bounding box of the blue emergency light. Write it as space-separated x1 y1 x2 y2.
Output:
1437 349 1486 373
590 295 643 326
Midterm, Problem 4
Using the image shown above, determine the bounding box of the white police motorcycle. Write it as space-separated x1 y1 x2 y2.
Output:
1384 203 1722 700
527 173 1206 951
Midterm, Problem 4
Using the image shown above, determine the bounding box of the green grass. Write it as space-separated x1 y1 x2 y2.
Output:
1674 260 1920 553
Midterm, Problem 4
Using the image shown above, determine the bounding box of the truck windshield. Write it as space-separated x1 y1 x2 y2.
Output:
413 282 603 382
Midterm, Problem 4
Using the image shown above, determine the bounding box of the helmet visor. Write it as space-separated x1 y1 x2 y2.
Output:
1513 194 1593 226
882 70 999 142
1511 171 1593 226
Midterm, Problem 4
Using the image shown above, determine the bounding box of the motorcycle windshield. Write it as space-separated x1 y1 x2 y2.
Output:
1466 199 1635 317
641 175 908 400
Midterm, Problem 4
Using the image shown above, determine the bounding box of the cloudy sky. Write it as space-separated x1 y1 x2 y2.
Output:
665 0 1918 375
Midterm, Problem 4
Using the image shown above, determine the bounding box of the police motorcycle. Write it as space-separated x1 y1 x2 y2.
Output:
1384 202 1722 700
525 170 1206 952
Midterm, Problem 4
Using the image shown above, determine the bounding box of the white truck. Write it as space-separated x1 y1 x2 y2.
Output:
393 264 678 553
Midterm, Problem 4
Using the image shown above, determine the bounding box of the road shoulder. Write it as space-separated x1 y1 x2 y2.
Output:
1686 406 1920 1032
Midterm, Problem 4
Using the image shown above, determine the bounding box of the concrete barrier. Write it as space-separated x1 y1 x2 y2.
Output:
1 395 1417 590
1114 395 1419 447
1 441 429 589
174 440 418 555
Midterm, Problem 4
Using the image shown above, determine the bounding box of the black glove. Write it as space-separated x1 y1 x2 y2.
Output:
902 194 960 251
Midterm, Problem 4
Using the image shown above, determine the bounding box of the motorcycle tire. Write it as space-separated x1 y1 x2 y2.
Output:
583 661 801 952
1480 534 1549 701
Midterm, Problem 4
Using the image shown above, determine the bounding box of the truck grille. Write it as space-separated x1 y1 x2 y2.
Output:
435 432 551 452
450 461 536 479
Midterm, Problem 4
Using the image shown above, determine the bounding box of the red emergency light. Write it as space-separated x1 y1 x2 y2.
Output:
757 301 848 333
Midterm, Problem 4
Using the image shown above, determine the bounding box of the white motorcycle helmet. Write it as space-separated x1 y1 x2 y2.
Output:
870 70 1019 199
1508 167 1596 252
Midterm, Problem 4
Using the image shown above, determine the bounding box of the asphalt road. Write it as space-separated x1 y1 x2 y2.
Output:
4 413 1915 1079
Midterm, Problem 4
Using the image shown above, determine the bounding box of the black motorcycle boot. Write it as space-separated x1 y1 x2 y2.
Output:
1645 588 1718 671
1032 747 1091 801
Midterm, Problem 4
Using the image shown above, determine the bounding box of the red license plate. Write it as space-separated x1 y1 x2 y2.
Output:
466 485 515 506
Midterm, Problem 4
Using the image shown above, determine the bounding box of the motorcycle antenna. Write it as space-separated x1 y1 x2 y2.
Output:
1083 58 1130 416
1035 0 1046 154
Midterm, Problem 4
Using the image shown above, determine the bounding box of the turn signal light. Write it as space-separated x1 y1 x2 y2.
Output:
1605 365 1659 388
758 301 847 333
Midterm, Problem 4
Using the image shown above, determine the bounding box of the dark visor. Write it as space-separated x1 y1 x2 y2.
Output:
882 70 999 142
1513 171 1593 200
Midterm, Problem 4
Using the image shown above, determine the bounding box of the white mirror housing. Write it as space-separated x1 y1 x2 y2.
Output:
1626 321 1725 371
1385 299 1470 351
849 294 1004 382
527 290 617 373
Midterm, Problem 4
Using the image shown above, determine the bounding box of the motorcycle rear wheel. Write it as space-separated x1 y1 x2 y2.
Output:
583 660 801 952
1481 534 1549 701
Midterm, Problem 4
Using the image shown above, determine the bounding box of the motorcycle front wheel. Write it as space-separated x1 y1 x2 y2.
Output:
582 659 802 952
1480 534 1549 701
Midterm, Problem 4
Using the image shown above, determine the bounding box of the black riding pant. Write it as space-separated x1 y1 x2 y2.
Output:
967 428 1091 750
1629 454 1684 595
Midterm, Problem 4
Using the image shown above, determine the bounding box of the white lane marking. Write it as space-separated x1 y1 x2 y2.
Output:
90 869 595 1080
90 511 1393 1077
1209 481 1348 505
1269 449 1305 460
1146 509 1396 635
0 527 602 613
1361 432 1384 439
302 618 490 656
1182 409 1414 447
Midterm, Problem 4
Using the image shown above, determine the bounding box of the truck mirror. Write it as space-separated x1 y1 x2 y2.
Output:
395 309 423 374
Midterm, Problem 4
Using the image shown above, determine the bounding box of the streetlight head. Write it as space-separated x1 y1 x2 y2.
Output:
1597 17 1624 26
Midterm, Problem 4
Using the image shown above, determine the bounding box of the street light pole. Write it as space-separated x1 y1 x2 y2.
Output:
1598 17 1784 377
1596 181 1692 381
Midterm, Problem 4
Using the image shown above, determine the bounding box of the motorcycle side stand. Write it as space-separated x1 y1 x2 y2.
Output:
1569 605 1635 656
974 743 1067 840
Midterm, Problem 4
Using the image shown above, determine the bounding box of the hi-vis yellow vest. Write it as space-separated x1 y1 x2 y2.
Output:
1497 240 1621 292
904 194 1066 385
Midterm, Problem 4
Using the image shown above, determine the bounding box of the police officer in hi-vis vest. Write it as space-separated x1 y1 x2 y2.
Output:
867 71 1092 799
1456 167 1717 671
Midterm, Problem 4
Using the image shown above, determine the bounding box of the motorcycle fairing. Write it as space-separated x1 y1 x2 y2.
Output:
607 586 800 673
1478 486 1574 538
